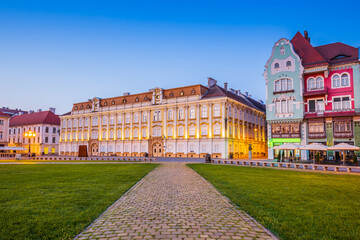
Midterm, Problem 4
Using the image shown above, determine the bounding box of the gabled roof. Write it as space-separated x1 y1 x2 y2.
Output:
0 110 11 118
202 84 265 112
291 31 328 68
10 111 60 127
315 42 359 66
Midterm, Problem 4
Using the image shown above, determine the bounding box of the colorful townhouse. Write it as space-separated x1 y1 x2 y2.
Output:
265 31 360 159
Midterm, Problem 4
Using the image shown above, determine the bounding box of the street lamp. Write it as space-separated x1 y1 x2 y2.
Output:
24 130 36 156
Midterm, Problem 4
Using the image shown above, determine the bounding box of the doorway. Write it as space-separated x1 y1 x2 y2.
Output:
91 143 99 156
152 142 163 157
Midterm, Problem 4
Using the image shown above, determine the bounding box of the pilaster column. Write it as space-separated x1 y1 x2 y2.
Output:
196 104 200 138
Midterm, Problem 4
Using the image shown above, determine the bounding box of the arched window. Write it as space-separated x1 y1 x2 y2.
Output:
167 126 173 136
117 129 122 138
109 130 114 139
214 124 221 135
189 125 196 136
178 126 184 136
341 73 349 86
307 78 315 90
125 129 129 138
78 131 82 140
274 63 280 69
142 128 147 138
316 77 324 89
332 75 340 88
286 61 292 67
201 125 208 135
178 109 184 119
102 116 107 125
133 129 138 138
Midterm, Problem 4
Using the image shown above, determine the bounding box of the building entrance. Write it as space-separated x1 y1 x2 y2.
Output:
152 142 163 157
91 143 99 156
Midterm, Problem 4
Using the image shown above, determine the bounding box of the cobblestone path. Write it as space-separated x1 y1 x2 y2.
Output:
75 163 277 240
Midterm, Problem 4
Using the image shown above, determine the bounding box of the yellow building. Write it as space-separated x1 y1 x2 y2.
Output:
60 78 267 158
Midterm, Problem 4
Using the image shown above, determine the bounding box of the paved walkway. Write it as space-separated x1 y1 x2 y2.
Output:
75 163 277 240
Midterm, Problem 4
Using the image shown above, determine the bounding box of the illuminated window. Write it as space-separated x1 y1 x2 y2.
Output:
178 109 184 119
167 126 173 136
189 108 195 119
133 129 138 138
142 128 147 138
134 113 139 123
189 125 196 136
201 125 208 135
117 129 122 138
167 110 173 120
109 130 114 139
214 105 220 117
142 113 147 122
153 110 161 121
214 124 220 135
178 126 184 136
201 106 208 118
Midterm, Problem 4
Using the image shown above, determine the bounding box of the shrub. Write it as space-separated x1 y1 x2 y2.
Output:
277 152 281 162
315 152 321 164
353 154 358 165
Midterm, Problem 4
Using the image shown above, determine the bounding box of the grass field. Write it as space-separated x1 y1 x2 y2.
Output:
0 164 157 240
189 164 360 240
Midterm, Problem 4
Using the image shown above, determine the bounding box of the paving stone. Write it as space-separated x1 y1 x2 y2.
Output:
75 162 277 239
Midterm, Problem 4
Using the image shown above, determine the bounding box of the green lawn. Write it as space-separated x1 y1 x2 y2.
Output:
0 164 157 240
189 164 360 240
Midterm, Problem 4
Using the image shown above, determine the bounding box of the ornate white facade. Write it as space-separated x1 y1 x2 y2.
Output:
60 78 267 158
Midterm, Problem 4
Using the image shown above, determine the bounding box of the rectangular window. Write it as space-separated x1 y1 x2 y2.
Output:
275 101 281 113
309 100 316 112
333 98 341 110
0 132 3 139
281 100 287 113
287 100 293 113
214 144 219 153
52 137 56 143
342 97 350 110
0 120 3 125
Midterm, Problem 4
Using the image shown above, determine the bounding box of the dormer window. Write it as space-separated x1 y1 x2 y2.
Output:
280 46 285 55
274 63 280 69
286 61 292 67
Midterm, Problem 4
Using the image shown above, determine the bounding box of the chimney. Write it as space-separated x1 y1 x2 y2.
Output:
236 90 241 96
37 109 42 112
304 30 310 43
29 110 34 114
123 92 130 96
207 77 217 88
49 107 56 114
245 92 248 97
224 82 228 91
259 100 264 104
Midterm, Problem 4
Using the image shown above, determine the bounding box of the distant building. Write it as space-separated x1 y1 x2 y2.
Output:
265 31 360 159
9 108 60 155
0 111 11 147
60 78 267 158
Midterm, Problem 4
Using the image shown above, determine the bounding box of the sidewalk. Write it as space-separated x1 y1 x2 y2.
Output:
75 162 277 240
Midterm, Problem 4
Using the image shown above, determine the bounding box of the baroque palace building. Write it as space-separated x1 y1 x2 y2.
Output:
265 31 360 159
59 78 267 158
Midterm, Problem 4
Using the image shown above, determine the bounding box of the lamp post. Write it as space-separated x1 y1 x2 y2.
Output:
24 130 36 156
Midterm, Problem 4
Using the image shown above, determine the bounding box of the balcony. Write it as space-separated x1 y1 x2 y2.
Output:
303 87 328 97
273 89 295 95
272 133 300 138
308 132 326 139
333 132 353 138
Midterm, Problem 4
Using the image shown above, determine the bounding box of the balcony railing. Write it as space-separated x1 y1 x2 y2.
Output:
308 132 326 139
333 132 353 138
272 133 300 138
303 87 328 97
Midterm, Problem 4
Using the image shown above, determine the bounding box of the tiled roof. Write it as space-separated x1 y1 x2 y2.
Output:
315 42 359 66
291 32 328 68
0 110 11 117
0 107 28 116
10 111 60 127
291 31 359 68
202 84 265 112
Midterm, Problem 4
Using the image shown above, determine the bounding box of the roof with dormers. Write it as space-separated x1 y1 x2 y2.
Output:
291 31 359 68
201 84 265 112
10 111 60 127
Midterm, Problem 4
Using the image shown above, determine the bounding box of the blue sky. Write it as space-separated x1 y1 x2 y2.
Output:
1 0 360 114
